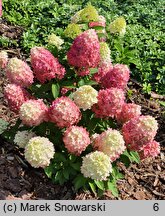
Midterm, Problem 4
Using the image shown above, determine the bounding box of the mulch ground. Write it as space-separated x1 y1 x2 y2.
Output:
0 20 165 200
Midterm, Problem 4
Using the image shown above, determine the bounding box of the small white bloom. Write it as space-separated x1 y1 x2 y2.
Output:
14 130 36 148
48 34 64 49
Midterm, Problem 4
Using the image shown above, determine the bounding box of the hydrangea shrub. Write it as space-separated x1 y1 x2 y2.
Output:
1 4 160 197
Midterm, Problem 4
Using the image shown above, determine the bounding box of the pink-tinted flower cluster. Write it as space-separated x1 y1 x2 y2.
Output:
92 88 125 118
19 99 48 126
93 42 113 83
63 126 90 155
49 97 81 128
89 21 105 28
93 61 113 83
75 67 90 77
92 128 125 162
122 115 158 151
30 47 66 83
0 51 8 69
67 29 100 68
6 57 34 87
60 87 72 95
101 64 130 90
116 103 141 124
4 84 32 113
139 140 160 160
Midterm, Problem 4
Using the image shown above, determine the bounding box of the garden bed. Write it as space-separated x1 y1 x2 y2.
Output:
0 3 165 200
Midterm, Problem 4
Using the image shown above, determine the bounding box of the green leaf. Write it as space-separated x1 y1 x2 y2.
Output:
88 182 96 194
0 119 9 134
112 166 124 180
78 79 85 87
61 80 76 89
73 174 87 191
67 166 77 176
69 154 77 163
94 180 104 190
52 83 60 99
44 165 53 178
114 40 123 53
97 32 106 38
97 188 104 197
120 154 131 168
89 68 98 75
63 169 69 180
54 152 66 162
2 119 21 142
92 26 105 31
70 162 81 171
107 181 119 197
129 151 140 163
159 101 165 107
54 171 65 185
84 80 98 86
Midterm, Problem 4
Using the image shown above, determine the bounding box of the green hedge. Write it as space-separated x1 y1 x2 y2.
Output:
2 0 165 94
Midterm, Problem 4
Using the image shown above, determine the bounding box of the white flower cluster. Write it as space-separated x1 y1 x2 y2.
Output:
81 151 112 181
93 129 125 162
25 136 55 168
72 85 98 110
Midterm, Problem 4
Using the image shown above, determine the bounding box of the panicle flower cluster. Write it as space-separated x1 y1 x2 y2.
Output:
71 5 99 24
25 136 55 168
71 9 83 23
92 128 125 162
6 57 34 87
4 84 32 113
14 130 36 148
30 47 65 83
92 88 125 118
93 42 113 83
67 29 100 68
47 34 64 49
139 141 160 160
109 16 126 35
0 51 8 69
49 97 81 128
116 103 141 124
79 5 99 23
63 126 90 155
64 23 82 39
72 85 98 110
19 99 48 126
101 64 130 90
81 151 112 181
99 42 111 62
122 115 158 151
93 61 113 83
